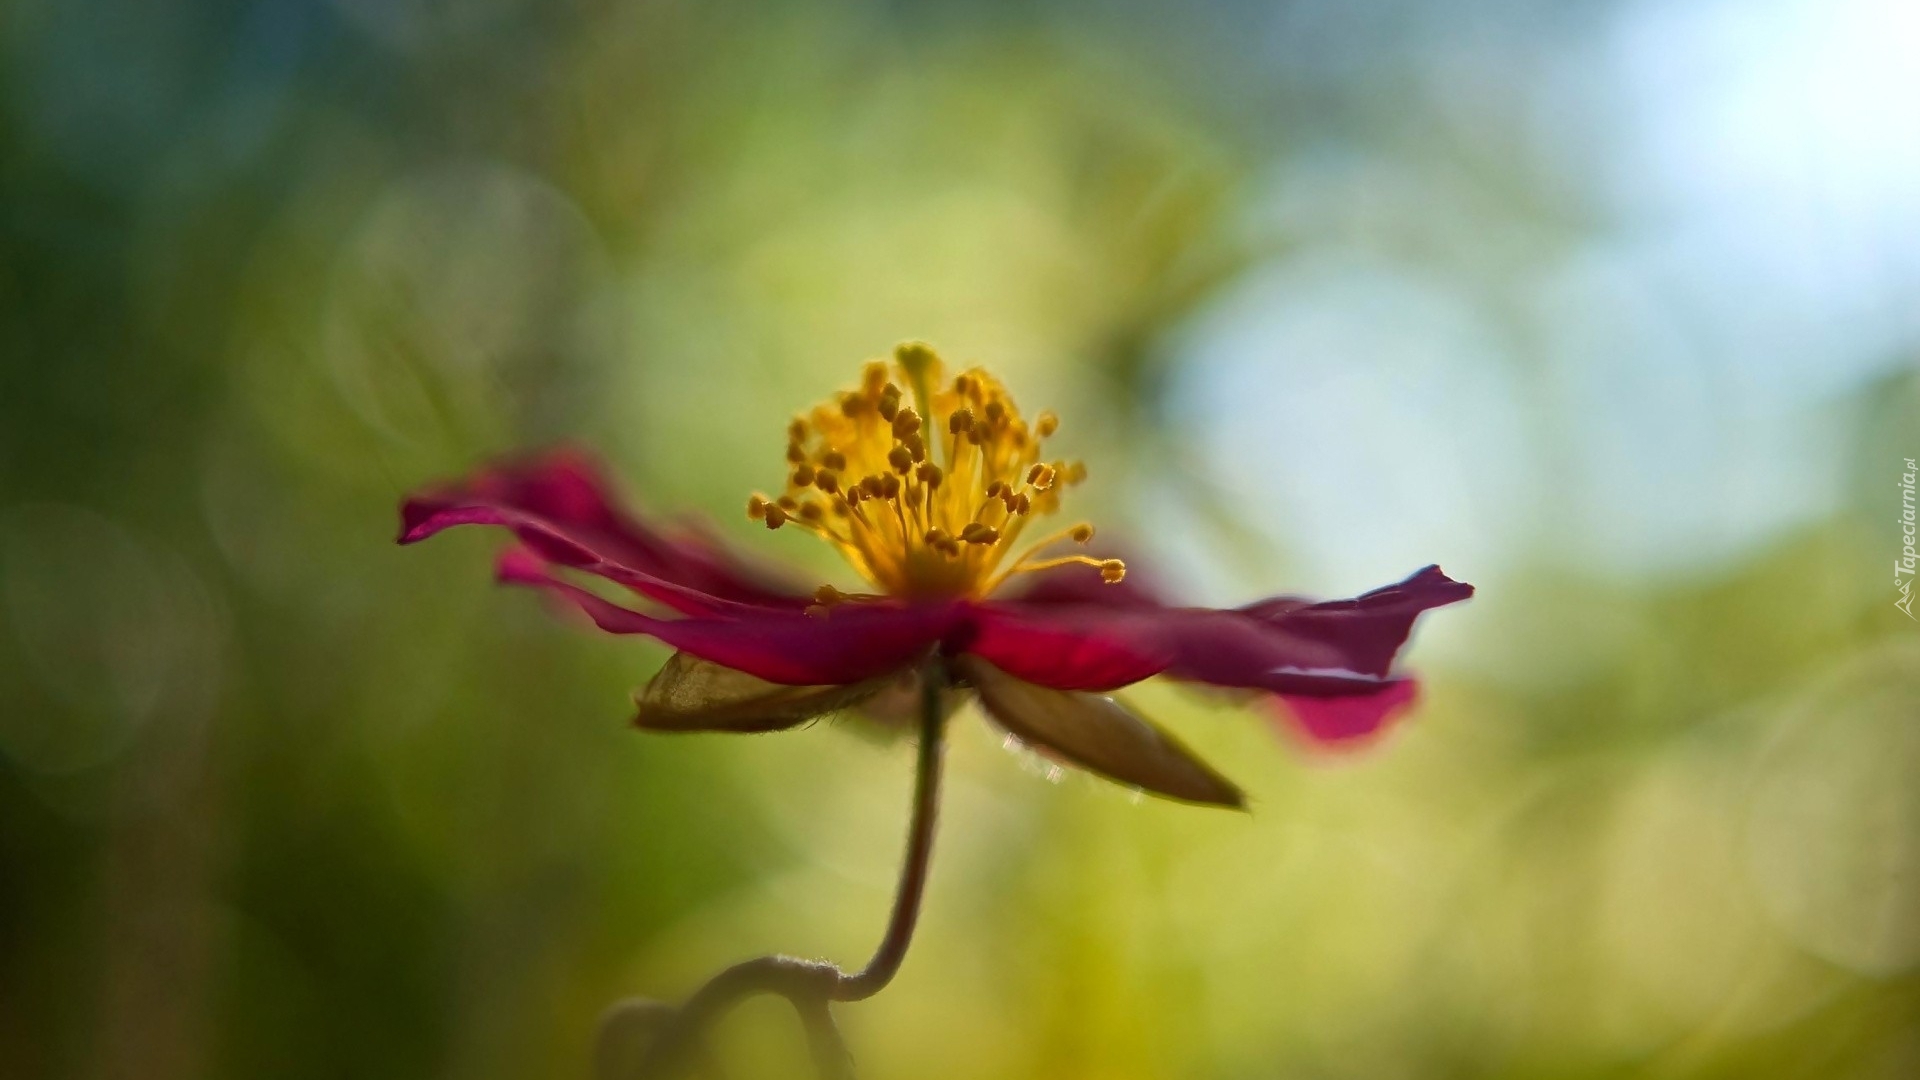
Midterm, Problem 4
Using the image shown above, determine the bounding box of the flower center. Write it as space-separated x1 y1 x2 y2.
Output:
747 342 1124 600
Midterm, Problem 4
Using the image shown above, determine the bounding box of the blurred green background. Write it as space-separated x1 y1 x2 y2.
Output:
3 0 1917 1077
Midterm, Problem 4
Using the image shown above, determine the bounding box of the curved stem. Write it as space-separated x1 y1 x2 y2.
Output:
835 664 946 1000
627 660 950 1077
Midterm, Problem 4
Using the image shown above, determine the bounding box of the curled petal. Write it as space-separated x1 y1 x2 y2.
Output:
634 651 887 733
498 549 955 685
958 656 1244 809
1143 610 1358 689
1239 565 1473 678
401 449 807 614
973 565 1471 706
969 602 1356 693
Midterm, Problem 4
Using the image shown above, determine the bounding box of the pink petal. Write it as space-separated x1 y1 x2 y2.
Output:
1273 680 1421 746
964 603 1170 691
969 602 1357 693
499 550 954 685
400 449 807 614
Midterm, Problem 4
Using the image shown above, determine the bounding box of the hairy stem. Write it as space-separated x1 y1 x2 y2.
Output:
622 661 950 1078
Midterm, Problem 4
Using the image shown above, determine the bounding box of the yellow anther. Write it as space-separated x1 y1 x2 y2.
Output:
1099 559 1126 584
1062 461 1087 484
757 349 1110 598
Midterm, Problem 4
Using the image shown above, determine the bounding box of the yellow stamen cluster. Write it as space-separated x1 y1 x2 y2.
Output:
745 342 1121 599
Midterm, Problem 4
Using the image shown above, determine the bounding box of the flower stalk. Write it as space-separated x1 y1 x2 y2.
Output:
610 659 950 1078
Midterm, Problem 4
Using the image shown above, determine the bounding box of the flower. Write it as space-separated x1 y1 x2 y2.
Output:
399 342 1472 808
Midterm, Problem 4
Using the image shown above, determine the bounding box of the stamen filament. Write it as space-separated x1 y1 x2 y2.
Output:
979 554 1097 593
996 525 1086 569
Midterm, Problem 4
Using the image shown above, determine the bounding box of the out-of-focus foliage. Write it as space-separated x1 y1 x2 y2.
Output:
2 0 1916 1078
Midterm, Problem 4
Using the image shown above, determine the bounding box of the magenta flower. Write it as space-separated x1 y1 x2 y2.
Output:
400 343 1470 809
